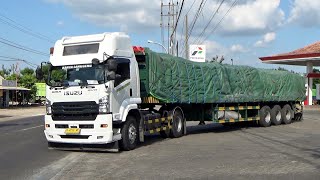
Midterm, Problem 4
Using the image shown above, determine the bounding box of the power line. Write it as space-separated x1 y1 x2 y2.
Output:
177 0 196 53
0 56 38 68
0 13 54 43
170 0 185 40
0 55 38 67
185 0 197 16
0 59 17 62
0 37 49 57
0 55 16 59
200 0 239 44
187 0 206 38
179 0 207 55
193 0 226 45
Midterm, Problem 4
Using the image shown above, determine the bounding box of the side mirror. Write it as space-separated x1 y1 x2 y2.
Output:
107 58 117 71
92 58 100 65
36 67 43 80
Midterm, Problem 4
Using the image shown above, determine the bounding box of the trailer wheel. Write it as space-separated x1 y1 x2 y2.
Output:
271 105 282 125
170 108 184 138
119 116 138 151
259 106 272 127
282 104 293 124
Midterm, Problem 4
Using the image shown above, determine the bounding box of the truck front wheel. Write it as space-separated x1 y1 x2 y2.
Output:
120 116 138 151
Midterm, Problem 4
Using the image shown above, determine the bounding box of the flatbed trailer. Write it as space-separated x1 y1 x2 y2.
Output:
37 33 305 151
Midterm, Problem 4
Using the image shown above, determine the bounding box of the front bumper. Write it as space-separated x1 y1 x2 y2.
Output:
44 114 121 144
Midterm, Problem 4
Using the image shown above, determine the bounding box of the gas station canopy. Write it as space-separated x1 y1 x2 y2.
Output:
259 41 320 105
259 41 320 66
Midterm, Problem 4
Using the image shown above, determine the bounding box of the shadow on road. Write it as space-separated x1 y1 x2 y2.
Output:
0 115 12 118
136 122 257 150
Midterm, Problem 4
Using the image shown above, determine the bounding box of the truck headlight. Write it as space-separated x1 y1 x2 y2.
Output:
46 99 52 115
99 95 109 114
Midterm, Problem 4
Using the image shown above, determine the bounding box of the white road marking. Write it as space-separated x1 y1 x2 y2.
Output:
17 125 44 132
20 114 45 117
31 153 83 180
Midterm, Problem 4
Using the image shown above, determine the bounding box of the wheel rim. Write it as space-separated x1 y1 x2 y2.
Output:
128 123 137 144
265 112 271 123
175 115 182 132
276 111 281 122
285 110 291 120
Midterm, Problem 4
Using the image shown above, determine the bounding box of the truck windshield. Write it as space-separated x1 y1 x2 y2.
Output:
48 64 105 87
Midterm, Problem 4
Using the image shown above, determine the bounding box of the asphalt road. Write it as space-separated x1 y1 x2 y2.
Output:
0 116 71 180
1 111 320 179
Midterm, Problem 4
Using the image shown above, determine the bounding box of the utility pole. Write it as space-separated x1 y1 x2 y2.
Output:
160 1 178 54
14 62 19 106
160 0 164 52
185 14 189 59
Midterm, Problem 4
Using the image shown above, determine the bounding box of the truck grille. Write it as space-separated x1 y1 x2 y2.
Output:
51 101 99 121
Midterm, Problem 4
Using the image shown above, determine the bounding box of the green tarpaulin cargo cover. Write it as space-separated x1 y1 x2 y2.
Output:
140 48 306 103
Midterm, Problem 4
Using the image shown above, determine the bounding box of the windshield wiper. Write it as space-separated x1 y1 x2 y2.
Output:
79 81 89 88
62 80 70 87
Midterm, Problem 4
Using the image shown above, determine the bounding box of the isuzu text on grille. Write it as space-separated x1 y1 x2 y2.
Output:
64 91 83 95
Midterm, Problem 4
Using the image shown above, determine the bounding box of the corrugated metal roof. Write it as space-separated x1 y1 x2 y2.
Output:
259 41 320 65
277 41 320 56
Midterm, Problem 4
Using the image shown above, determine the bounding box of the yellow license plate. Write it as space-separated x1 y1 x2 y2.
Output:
65 128 81 135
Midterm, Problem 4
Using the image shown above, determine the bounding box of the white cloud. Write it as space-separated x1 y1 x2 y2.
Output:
230 44 248 53
288 0 320 27
264 32 276 43
46 0 284 37
204 40 228 58
46 0 160 32
254 32 276 47
215 0 285 36
56 20 64 26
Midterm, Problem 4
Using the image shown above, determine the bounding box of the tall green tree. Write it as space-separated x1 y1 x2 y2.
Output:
18 68 37 101
0 65 11 78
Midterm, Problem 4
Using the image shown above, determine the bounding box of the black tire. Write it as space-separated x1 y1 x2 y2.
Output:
259 106 272 127
119 116 138 151
160 130 169 138
169 108 184 138
281 104 293 124
271 105 282 125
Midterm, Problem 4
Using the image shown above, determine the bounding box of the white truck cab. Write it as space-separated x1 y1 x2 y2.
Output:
39 32 143 150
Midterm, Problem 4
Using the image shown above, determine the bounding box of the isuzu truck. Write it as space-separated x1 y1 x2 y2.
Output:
36 32 305 151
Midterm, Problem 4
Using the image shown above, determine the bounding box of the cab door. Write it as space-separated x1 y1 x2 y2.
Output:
111 58 131 113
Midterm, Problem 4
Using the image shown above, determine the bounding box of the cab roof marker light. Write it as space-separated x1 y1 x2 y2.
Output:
50 47 54 55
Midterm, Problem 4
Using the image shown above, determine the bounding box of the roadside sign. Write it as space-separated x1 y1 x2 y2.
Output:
189 45 206 62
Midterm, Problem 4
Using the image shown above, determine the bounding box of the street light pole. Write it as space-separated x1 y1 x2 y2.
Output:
147 40 168 54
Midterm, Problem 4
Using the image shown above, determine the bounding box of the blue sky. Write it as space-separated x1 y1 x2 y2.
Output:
0 0 319 73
